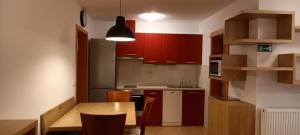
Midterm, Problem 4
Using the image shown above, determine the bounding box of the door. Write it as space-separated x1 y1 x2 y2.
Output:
144 90 163 126
144 34 163 64
182 90 205 126
76 25 89 103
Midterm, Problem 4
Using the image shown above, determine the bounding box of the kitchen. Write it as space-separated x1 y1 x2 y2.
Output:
1 0 300 135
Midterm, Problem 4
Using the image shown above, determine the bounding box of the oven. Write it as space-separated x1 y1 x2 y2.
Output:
131 89 144 116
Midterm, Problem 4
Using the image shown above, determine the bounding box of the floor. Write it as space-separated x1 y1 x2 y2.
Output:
145 126 207 135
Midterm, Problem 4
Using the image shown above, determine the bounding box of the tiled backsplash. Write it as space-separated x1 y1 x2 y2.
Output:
117 59 200 86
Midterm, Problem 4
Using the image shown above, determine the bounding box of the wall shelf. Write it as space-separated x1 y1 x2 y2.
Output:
223 66 294 71
224 10 295 45
296 26 300 32
278 54 300 85
225 39 293 45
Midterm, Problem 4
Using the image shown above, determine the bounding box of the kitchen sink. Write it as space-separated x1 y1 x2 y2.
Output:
167 85 199 88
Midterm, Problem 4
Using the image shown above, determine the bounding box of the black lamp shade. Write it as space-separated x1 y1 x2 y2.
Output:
106 16 135 42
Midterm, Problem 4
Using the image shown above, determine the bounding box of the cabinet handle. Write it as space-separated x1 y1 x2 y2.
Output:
166 61 176 64
147 61 158 63
186 61 197 64
187 92 201 94
126 53 137 56
147 92 158 95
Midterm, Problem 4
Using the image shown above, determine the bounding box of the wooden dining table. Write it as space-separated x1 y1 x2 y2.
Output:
49 102 136 131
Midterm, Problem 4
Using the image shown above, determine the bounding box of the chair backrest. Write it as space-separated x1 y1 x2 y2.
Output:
140 97 155 135
80 113 126 135
40 97 76 135
106 90 132 102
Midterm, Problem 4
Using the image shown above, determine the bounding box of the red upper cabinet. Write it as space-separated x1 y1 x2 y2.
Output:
161 34 203 64
116 20 145 58
143 34 163 64
161 34 181 64
180 34 203 64
116 33 145 58
126 20 135 33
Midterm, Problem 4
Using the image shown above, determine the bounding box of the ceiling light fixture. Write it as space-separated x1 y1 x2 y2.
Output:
106 0 135 42
139 12 166 21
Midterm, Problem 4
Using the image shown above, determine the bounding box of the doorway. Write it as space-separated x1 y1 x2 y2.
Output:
76 25 89 103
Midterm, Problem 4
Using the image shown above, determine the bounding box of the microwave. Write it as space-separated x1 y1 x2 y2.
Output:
210 60 222 77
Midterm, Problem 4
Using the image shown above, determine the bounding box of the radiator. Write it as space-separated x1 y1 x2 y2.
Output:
261 108 300 135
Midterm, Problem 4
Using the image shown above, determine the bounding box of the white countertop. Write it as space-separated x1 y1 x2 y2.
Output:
116 85 205 91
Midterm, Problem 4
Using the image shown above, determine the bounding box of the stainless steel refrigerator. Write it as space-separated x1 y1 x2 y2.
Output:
89 39 116 102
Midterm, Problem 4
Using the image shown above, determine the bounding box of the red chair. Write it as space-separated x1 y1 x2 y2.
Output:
80 113 126 135
125 97 155 135
106 90 132 102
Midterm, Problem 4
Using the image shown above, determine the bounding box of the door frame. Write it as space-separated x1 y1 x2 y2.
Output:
75 25 89 103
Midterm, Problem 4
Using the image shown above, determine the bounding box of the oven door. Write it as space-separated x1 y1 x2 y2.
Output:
131 94 144 116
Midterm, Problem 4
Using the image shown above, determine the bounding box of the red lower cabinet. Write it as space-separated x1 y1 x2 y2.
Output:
182 90 205 126
144 90 163 126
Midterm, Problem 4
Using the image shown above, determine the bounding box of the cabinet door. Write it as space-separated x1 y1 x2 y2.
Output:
144 90 163 126
116 33 145 57
182 90 204 126
181 35 203 64
161 34 181 64
143 34 163 64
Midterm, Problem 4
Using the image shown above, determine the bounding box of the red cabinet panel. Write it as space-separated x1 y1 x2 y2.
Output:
182 90 204 126
162 34 181 64
126 20 135 33
143 34 163 64
144 90 163 126
180 35 203 64
161 34 202 64
116 33 145 57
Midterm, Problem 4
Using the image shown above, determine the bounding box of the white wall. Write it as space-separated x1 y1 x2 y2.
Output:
255 1 300 134
0 0 94 130
259 0 300 25
197 0 259 127
93 21 201 38
198 0 300 133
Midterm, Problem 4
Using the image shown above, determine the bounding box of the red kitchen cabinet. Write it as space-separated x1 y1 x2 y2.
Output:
178 34 203 64
182 90 205 126
116 33 145 58
144 34 163 64
161 34 203 64
144 90 163 126
181 35 203 64
126 20 135 33
162 34 182 64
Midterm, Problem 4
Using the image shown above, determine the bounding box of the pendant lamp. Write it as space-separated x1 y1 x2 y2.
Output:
106 0 135 42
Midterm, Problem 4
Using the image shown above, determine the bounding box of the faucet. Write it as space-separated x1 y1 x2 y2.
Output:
180 81 184 88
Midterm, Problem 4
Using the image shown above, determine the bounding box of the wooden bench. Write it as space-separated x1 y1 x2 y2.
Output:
40 97 76 135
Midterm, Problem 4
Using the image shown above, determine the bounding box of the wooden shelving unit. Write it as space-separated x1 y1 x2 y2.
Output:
296 26 300 32
209 29 229 97
223 66 294 71
224 10 295 45
278 54 300 85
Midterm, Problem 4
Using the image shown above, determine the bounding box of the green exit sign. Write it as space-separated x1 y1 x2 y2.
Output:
257 44 272 52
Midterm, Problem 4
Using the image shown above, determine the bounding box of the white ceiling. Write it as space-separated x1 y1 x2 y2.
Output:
76 0 236 23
